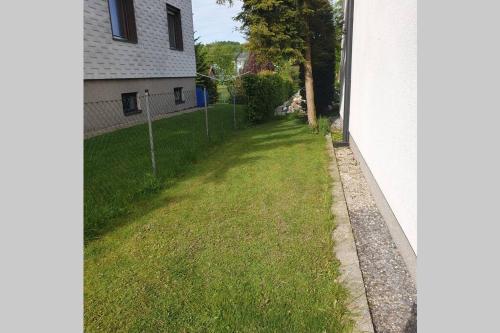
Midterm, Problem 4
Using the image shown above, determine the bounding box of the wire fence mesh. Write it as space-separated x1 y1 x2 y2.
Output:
84 89 248 240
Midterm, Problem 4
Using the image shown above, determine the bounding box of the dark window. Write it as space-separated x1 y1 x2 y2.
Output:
108 0 137 43
121 92 141 116
174 87 185 104
167 4 183 50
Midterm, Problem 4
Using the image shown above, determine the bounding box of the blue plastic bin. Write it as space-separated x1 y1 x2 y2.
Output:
196 86 209 107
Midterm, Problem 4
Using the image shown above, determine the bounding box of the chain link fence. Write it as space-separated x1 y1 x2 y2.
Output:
84 89 248 240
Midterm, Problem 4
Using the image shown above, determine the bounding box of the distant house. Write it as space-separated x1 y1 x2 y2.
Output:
235 52 249 74
208 65 218 79
84 0 197 134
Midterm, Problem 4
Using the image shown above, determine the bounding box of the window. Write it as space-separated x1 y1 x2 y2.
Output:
108 0 137 43
174 87 185 105
167 4 183 50
121 92 141 116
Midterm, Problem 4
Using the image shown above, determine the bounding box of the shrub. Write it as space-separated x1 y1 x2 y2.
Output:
242 72 295 123
230 78 248 105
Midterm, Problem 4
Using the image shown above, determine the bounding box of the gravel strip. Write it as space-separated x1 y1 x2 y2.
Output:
334 146 417 333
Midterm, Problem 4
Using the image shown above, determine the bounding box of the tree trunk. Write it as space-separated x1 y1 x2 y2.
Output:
304 37 317 128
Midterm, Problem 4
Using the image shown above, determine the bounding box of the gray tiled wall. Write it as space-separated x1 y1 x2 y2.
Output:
84 0 196 80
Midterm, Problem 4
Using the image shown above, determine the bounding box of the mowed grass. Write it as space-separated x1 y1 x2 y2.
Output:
84 115 354 332
331 128 343 142
84 104 248 241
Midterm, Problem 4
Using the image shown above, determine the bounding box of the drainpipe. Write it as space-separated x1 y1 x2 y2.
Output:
342 0 354 143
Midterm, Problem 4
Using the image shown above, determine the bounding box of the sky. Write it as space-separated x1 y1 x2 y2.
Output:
192 0 246 44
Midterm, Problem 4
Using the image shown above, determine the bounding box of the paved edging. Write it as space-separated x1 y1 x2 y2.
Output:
326 135 375 333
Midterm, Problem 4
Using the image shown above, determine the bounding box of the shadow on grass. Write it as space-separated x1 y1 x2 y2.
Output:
201 136 316 185
84 113 314 244
85 192 195 244
191 116 315 184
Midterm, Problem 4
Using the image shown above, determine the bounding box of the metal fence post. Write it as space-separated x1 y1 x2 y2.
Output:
233 93 237 129
145 89 157 176
204 87 209 138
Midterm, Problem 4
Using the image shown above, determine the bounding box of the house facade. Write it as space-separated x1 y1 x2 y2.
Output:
339 0 417 260
84 0 197 133
235 52 249 75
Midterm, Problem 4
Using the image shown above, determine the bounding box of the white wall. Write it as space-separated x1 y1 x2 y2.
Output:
84 0 196 80
347 0 417 253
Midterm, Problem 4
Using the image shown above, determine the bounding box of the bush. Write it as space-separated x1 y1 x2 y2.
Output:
234 78 248 105
242 72 295 123
229 78 248 105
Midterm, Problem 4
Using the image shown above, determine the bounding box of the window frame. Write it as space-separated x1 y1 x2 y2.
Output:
121 92 142 116
108 0 138 44
174 87 185 105
166 4 183 51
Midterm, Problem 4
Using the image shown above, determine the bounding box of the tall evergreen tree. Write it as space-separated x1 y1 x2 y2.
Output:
309 0 336 114
195 38 218 103
217 0 332 129
332 0 345 105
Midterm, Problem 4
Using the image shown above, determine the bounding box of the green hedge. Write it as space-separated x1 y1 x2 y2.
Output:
242 71 295 123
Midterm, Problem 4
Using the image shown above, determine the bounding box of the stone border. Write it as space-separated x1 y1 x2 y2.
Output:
326 135 374 333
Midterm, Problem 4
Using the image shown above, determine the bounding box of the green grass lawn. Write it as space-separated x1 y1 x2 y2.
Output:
84 104 248 241
84 111 354 332
332 128 343 142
